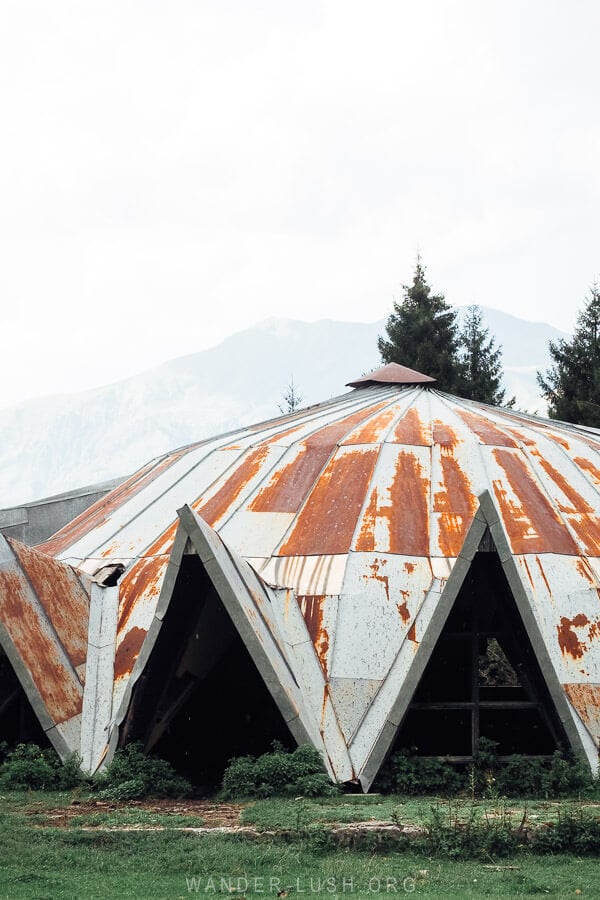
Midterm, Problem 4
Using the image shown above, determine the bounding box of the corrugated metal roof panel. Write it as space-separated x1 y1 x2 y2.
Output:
0 536 88 732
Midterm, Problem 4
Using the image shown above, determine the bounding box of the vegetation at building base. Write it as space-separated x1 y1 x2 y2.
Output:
221 742 340 799
377 258 511 405
91 742 192 800
374 740 597 799
0 742 84 792
0 741 191 800
537 283 600 426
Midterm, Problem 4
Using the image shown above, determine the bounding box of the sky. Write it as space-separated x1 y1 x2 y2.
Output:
1 0 599 409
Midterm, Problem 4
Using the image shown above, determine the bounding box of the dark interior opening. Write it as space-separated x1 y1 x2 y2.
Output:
120 553 294 788
391 550 569 760
0 647 49 748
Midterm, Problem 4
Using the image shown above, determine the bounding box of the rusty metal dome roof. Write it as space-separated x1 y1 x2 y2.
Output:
3 380 600 786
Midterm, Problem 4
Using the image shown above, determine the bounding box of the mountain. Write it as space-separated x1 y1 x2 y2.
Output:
0 312 567 508
456 306 567 413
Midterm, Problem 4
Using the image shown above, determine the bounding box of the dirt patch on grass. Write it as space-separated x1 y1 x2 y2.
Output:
24 798 244 829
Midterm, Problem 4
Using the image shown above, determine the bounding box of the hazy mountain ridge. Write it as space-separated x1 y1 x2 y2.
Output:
0 311 567 507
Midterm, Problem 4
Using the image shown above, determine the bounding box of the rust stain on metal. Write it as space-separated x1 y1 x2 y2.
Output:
388 451 430 556
298 595 329 676
391 406 431 445
251 404 388 514
40 450 191 557
546 432 571 450
9 539 88 668
366 558 390 601
492 449 578 555
575 557 600 589
536 457 593 514
505 427 537 448
345 406 397 444
534 455 600 555
433 420 459 449
569 518 600 557
118 554 169 633
434 453 477 557
195 446 272 526
356 451 430 556
407 622 418 644
113 626 147 681
522 558 535 589
588 621 600 641
0 567 82 723
574 456 600 487
535 556 552 596
397 595 410 623
404 562 415 574
279 448 380 556
563 684 600 725
456 410 517 447
557 614 589 659
356 487 379 552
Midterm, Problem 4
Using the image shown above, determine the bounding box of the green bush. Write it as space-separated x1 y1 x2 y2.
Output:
374 748 463 795
376 743 597 798
92 742 191 800
487 749 594 799
0 744 84 791
532 805 600 855
221 743 339 799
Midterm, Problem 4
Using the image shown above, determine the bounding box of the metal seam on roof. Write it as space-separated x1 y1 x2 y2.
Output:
519 435 600 556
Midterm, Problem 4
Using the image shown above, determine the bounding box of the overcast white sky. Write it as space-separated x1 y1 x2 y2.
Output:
1 0 599 409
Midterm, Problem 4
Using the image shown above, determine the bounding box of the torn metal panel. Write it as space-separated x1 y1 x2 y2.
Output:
257 553 347 595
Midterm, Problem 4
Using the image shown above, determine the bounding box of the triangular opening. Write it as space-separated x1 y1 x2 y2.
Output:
390 549 570 759
119 553 295 789
0 646 49 748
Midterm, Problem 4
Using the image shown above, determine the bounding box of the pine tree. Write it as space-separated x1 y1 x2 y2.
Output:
378 258 464 391
278 377 303 414
537 285 600 426
459 305 512 406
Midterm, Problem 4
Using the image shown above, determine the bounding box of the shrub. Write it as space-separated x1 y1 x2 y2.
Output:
491 749 594 798
532 805 600 855
0 743 84 791
92 742 191 800
422 800 523 858
376 743 597 798
221 743 339 799
374 748 463 795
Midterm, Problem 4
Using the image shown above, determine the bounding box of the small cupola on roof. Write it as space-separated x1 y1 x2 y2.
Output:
346 362 436 388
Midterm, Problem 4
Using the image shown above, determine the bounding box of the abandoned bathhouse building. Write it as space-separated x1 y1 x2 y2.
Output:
1 363 599 790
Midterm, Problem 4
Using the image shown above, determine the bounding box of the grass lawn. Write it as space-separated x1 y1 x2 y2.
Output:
0 791 597 898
